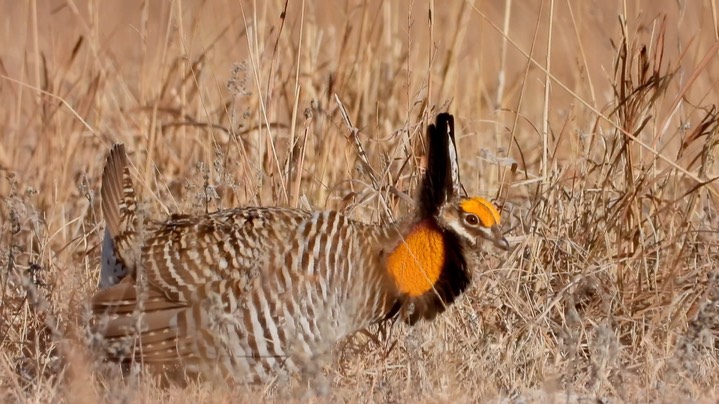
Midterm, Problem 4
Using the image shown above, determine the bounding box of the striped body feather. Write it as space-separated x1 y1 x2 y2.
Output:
93 204 406 383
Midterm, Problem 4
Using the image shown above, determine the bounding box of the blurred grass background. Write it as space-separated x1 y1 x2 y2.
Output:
1 0 719 402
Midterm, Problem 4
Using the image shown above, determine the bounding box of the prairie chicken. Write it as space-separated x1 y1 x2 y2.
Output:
90 113 509 384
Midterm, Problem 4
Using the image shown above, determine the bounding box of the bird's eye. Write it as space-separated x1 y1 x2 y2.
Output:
464 214 480 226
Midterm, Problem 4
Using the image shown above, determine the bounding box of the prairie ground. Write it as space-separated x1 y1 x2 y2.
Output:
1 1 719 402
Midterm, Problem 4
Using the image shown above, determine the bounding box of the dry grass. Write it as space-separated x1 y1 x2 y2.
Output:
1 0 719 402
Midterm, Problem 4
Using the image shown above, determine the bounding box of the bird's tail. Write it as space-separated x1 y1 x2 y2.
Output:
99 144 138 288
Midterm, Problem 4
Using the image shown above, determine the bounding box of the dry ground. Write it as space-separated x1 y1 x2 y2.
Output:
1 0 719 402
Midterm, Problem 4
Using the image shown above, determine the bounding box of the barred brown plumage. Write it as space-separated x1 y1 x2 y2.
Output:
90 113 510 384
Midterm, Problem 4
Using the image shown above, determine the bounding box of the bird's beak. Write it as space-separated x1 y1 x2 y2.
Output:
487 225 510 251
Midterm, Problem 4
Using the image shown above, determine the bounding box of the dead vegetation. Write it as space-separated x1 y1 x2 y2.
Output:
1 1 718 402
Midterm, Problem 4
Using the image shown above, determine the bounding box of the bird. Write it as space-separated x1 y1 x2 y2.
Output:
89 113 510 384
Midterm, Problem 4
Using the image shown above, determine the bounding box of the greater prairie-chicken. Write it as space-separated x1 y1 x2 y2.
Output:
90 113 509 384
